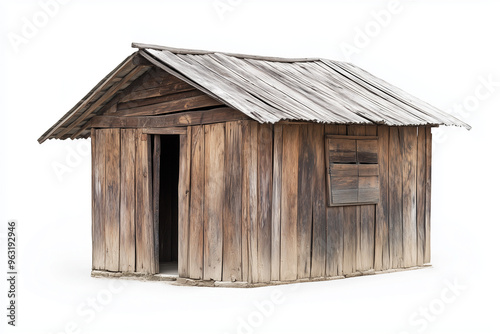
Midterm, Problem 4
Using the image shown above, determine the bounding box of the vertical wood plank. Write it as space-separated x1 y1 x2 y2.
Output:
189 126 204 279
375 126 390 270
136 133 155 273
280 124 299 281
203 123 225 280
179 128 192 277
348 125 366 136
402 127 418 267
104 128 120 272
248 122 259 283
343 206 357 275
119 129 136 272
326 206 343 276
360 205 375 270
152 135 161 274
92 129 106 270
311 123 326 278
424 127 432 264
297 124 314 279
365 125 377 136
241 121 250 282
223 122 243 281
271 124 283 281
389 127 403 268
257 124 273 282
325 124 344 277
416 127 426 266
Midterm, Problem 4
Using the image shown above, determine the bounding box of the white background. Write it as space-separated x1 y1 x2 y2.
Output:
1 1 499 333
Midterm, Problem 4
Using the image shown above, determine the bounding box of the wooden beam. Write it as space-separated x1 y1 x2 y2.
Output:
86 108 249 130
114 94 222 117
142 128 187 135
65 65 149 139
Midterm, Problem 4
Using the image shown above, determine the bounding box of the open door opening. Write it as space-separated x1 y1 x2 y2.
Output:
154 135 179 276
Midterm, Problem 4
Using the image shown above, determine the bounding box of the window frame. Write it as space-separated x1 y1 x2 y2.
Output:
325 135 380 207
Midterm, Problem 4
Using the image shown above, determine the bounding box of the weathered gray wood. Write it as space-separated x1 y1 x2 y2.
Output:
402 127 418 267
271 124 283 281
104 129 120 272
223 122 243 282
135 133 155 273
424 127 432 263
343 206 357 274
389 127 403 268
326 206 343 277
416 126 426 266
152 135 161 274
325 124 344 277
375 126 390 270
310 123 326 278
142 128 187 135
115 94 223 117
119 129 136 272
241 121 251 282
75 107 249 138
248 122 259 283
360 205 375 271
189 125 204 279
257 124 273 282
297 124 313 279
179 128 192 278
280 125 299 281
92 129 106 270
203 123 225 280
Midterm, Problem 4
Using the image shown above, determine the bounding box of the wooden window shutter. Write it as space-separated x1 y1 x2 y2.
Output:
326 136 380 206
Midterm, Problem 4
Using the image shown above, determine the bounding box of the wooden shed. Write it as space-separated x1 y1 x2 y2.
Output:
39 43 470 285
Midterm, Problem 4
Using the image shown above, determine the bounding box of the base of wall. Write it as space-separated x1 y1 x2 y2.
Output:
91 264 431 288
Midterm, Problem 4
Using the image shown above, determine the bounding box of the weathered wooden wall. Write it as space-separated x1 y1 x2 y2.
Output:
91 119 432 281
180 122 432 282
91 128 155 273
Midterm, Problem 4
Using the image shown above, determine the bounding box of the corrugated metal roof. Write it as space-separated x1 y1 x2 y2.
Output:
38 43 470 143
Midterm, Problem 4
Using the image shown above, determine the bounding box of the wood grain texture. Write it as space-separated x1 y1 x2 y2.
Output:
203 123 225 280
241 121 251 282
424 127 432 264
178 128 192 277
360 205 375 271
402 127 418 267
189 125 204 279
223 122 243 282
280 125 299 281
343 206 358 275
297 124 314 279
135 133 155 273
375 126 390 270
104 128 120 272
248 122 259 283
152 135 161 274
326 206 343 276
310 123 326 278
325 124 345 277
271 124 283 281
92 129 106 270
416 127 426 266
389 127 403 268
119 129 136 272
257 124 273 282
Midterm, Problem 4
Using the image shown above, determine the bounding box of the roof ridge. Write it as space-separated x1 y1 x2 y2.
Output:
132 42 321 63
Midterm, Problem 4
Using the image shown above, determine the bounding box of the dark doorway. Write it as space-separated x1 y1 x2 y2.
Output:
156 135 179 275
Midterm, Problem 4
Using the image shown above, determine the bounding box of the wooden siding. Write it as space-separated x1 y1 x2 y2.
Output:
91 128 156 273
91 121 432 281
178 123 432 282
